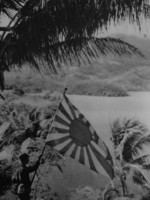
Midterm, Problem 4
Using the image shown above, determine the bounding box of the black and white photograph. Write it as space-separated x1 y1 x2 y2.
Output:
1 1 150 200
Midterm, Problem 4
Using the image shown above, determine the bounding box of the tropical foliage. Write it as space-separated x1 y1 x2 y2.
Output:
0 96 65 198
0 0 150 89
110 118 150 194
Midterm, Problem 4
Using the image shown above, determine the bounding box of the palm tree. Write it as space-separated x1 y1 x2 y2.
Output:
0 0 150 90
111 118 150 195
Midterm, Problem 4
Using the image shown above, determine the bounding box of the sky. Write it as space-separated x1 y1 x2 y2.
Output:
102 17 150 38
112 21 150 38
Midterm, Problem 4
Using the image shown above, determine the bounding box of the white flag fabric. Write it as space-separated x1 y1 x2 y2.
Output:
46 94 114 179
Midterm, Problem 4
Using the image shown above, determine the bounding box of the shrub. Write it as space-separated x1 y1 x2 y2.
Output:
13 88 25 96
69 81 128 97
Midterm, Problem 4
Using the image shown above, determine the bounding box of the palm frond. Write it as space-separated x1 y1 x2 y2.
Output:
95 37 144 57
123 163 150 186
122 133 150 163
116 130 143 162
111 118 148 148
14 0 150 36
0 0 149 90
121 131 144 162
1 0 145 65
123 118 148 133
1 0 150 27
132 134 150 153
1 36 145 73
132 154 150 166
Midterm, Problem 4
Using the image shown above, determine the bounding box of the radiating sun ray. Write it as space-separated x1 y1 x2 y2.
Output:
75 146 81 161
83 147 91 168
90 143 114 176
70 144 78 159
59 140 74 155
54 127 69 134
49 135 70 147
55 115 70 127
64 96 77 119
46 133 69 142
54 138 72 151
79 147 85 164
88 145 108 177
59 103 72 122
53 121 70 130
57 110 71 124
89 125 95 135
86 145 97 172
90 141 105 157
98 140 108 155
74 108 80 118
62 100 74 120
66 143 76 156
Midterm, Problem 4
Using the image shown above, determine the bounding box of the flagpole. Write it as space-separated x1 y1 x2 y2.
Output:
31 88 67 186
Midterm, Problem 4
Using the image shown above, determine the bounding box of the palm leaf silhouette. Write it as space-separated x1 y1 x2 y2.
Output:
122 132 150 162
2 36 145 74
0 0 149 90
132 154 150 168
123 163 150 186
111 118 150 188
111 118 148 148
116 130 143 162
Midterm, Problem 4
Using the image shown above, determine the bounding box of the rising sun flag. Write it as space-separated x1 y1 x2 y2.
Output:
45 92 114 179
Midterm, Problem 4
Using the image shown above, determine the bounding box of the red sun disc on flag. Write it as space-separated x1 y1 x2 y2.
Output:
70 117 92 147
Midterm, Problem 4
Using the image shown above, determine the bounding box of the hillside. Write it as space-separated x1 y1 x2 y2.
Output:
3 34 150 97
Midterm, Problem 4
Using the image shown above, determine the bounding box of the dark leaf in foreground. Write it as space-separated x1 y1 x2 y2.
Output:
2 36 145 73
0 0 149 90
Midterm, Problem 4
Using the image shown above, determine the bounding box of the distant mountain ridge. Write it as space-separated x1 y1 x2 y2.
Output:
5 34 150 96
71 33 150 92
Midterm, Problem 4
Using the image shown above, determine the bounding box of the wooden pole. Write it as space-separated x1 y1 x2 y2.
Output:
0 93 5 100
31 88 67 185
